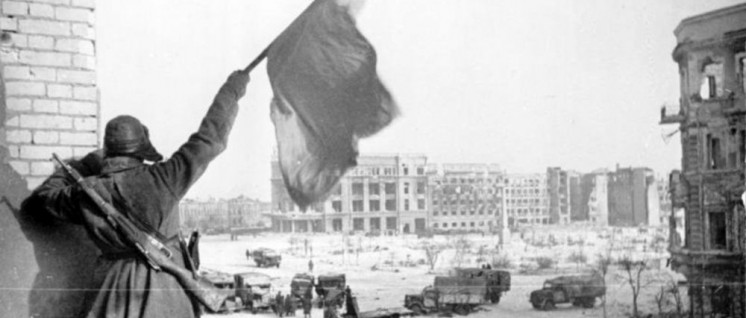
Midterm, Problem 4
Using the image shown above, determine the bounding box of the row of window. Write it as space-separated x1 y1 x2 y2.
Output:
349 166 427 177
507 198 545 205
508 208 548 216
341 182 427 196
506 188 544 195
433 220 494 228
432 210 496 216
432 199 500 206
331 199 426 212
443 178 502 184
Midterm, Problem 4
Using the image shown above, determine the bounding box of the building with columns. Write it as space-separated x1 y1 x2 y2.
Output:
270 153 429 234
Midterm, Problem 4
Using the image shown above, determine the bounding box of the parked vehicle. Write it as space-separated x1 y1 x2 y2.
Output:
453 268 511 304
235 272 273 314
404 276 488 315
529 271 606 310
290 273 315 304
343 291 414 318
315 273 346 307
199 269 274 313
251 248 282 268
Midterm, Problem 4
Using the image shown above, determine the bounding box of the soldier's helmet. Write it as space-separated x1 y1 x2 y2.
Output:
104 115 163 162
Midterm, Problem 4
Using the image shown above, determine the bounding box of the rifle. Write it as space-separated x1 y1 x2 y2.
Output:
51 153 227 312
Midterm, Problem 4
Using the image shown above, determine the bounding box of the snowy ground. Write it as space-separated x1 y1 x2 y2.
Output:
203 228 688 318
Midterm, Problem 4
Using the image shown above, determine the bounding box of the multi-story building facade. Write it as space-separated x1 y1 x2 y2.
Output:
547 167 571 224
661 3 746 316
270 154 429 234
607 166 658 227
586 170 609 225
505 173 549 227
179 197 271 232
568 171 584 221
429 164 506 233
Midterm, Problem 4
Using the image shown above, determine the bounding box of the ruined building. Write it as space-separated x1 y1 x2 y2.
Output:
505 172 548 226
547 167 572 224
430 163 506 233
661 3 746 316
607 166 659 227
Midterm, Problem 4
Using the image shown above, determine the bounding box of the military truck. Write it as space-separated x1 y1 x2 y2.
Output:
529 271 606 310
235 272 273 314
199 269 274 313
251 248 282 268
453 268 511 304
290 273 315 304
404 276 488 315
315 273 346 307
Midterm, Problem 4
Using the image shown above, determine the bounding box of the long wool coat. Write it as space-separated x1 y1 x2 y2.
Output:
29 77 243 318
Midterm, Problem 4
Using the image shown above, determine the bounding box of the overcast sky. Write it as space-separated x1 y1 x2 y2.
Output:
96 0 744 201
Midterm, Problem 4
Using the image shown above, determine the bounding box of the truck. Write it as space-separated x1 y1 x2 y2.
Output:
290 273 315 304
199 269 274 313
251 248 282 268
453 268 511 304
316 273 346 307
529 271 606 310
235 272 273 314
404 276 488 315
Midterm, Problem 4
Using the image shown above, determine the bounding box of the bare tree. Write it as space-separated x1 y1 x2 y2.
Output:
420 241 443 271
617 256 651 318
667 278 684 318
595 253 613 318
452 235 473 268
653 285 669 317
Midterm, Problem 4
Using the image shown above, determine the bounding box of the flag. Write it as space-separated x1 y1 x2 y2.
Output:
267 0 398 209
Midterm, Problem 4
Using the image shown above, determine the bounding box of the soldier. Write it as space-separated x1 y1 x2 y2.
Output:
308 259 314 273
276 292 285 317
302 294 312 318
285 292 295 316
27 69 251 318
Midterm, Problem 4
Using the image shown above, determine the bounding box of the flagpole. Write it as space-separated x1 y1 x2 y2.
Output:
243 47 269 73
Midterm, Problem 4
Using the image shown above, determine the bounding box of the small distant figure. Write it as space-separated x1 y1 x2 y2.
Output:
246 249 250 260
275 292 285 317
308 259 314 273
303 295 312 318
285 293 295 316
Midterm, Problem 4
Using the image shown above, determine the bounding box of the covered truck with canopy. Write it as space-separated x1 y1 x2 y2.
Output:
404 276 488 315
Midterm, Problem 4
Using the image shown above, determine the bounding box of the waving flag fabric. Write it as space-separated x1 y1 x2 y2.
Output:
267 0 398 209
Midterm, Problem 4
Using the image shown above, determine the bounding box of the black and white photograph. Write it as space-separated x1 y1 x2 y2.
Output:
1 0 746 317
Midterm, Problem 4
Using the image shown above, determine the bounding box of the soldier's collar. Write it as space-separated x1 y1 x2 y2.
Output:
101 156 145 174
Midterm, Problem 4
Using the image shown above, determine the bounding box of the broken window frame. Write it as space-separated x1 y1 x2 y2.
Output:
736 52 746 96
699 59 724 100
708 211 727 250
707 133 725 170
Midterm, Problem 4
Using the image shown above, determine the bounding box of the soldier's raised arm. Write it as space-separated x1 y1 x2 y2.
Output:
153 70 250 199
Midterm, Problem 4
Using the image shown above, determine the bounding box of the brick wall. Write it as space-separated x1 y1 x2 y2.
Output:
1 0 98 186
0 1 99 317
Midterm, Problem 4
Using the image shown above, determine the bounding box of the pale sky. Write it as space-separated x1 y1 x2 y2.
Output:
96 0 745 201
